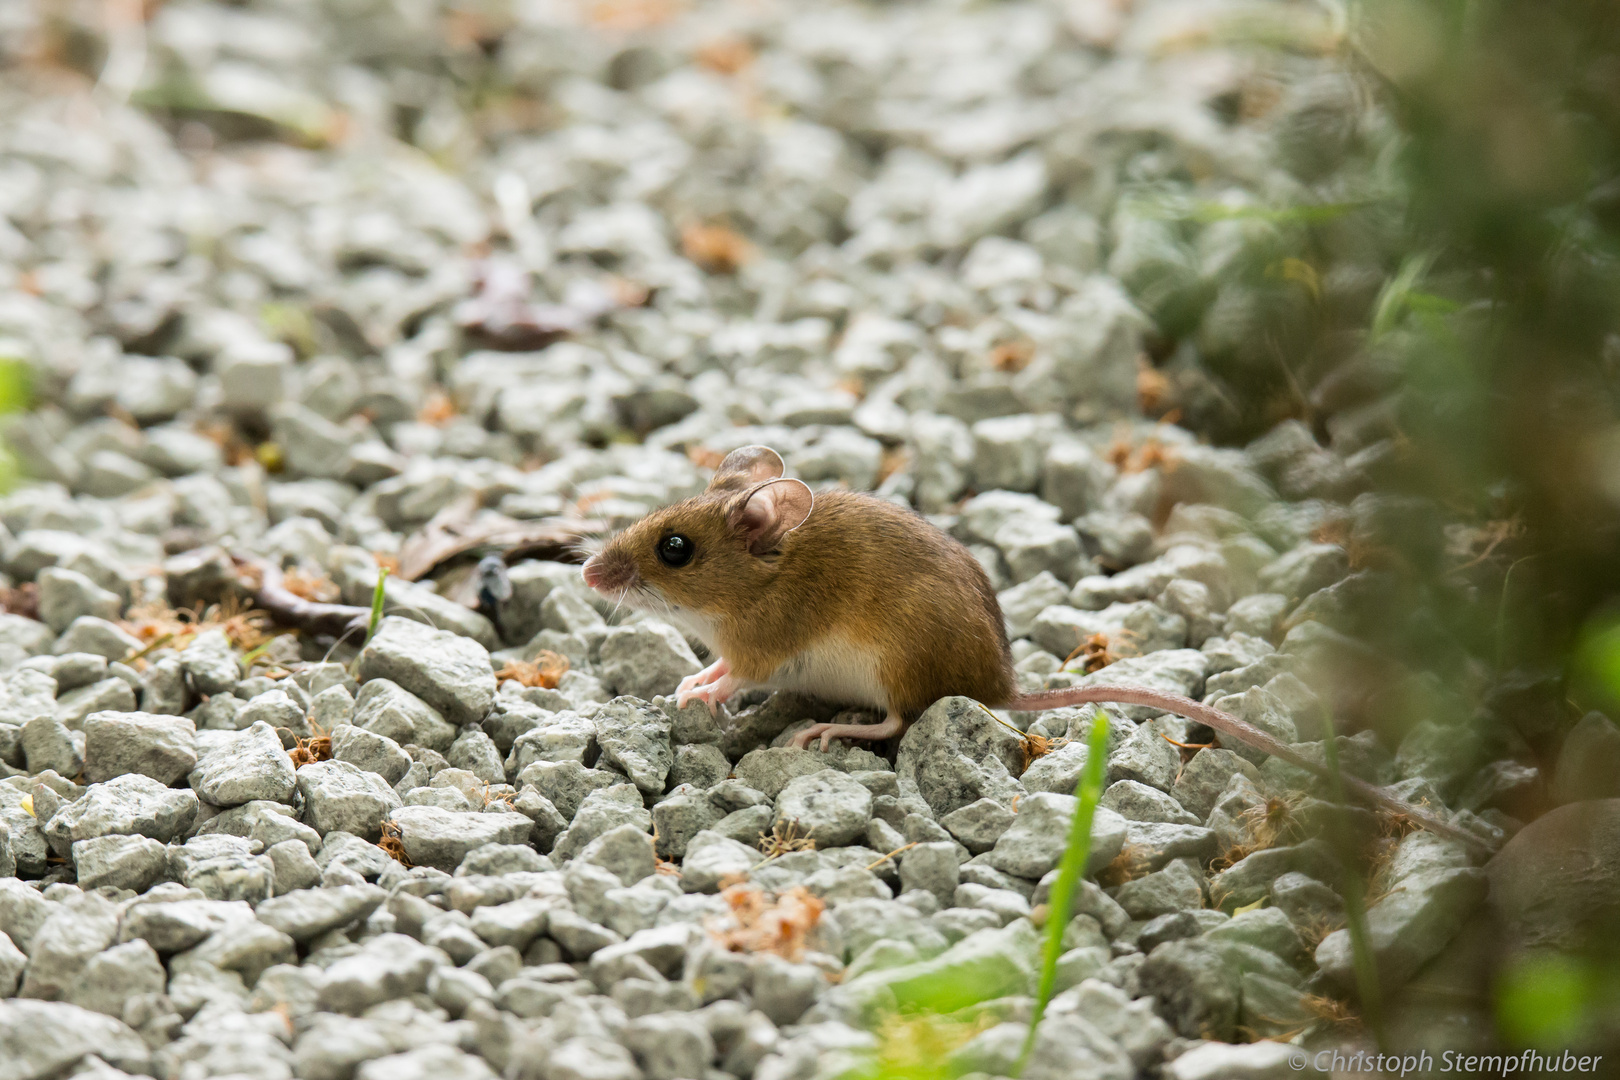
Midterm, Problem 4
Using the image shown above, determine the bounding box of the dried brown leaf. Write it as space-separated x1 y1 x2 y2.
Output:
681 223 754 274
1137 356 1172 415
281 567 341 604
989 338 1036 373
417 390 458 427
494 650 571 689
711 883 825 962
695 35 754 74
0 583 38 621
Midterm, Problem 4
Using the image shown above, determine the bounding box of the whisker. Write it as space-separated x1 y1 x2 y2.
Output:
320 625 363 664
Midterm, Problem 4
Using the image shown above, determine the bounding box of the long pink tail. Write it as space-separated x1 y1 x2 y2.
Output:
1009 684 1495 855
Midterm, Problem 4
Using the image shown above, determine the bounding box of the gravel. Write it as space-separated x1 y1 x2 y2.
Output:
0 0 1544 1070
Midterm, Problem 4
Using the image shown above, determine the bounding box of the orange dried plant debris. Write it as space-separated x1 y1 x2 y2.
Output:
196 420 255 467
494 650 571 689
0 583 38 621
122 595 274 655
573 490 618 516
1137 356 1172 415
586 0 686 30
1105 436 1175 474
758 820 817 859
1209 792 1303 873
478 782 518 809
288 734 331 768
695 35 755 75
686 445 727 471
288 716 333 769
681 222 755 274
712 883 825 962
1310 517 1352 546
876 446 910 485
417 389 458 427
989 338 1036 373
1064 631 1124 673
1449 516 1524 572
1096 843 1153 889
377 820 412 866
1301 993 1361 1031
1020 731 1057 772
281 567 341 604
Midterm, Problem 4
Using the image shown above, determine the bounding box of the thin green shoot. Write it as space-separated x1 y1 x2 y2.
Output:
347 566 391 678
1370 252 1436 339
1318 711 1387 1049
238 635 282 674
1014 709 1110 1077
365 566 389 645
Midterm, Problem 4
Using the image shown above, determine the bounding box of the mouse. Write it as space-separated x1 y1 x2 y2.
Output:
581 444 1491 853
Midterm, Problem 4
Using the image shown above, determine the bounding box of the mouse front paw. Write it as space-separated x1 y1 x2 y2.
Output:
676 658 731 705
677 673 739 717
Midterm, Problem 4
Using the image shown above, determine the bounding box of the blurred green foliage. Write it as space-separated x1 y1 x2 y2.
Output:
1495 953 1620 1051
0 357 33 493
1291 0 1620 1053
1119 0 1620 1053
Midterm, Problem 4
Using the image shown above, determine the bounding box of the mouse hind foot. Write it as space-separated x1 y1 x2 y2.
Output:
790 713 904 752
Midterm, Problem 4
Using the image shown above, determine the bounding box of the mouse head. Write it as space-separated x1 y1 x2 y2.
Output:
581 446 813 620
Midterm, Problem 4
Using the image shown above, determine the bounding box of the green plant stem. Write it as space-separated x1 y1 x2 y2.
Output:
347 567 390 678
1015 709 1110 1077
365 567 389 644
1319 711 1388 1050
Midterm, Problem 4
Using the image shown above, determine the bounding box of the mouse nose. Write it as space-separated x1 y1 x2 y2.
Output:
581 558 605 590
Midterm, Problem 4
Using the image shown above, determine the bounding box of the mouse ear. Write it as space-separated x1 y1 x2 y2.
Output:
728 478 813 555
708 445 784 492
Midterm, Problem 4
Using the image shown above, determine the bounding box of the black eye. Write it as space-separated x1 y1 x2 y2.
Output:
657 534 694 567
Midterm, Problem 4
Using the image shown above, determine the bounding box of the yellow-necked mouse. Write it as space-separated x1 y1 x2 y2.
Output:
581 445 1487 852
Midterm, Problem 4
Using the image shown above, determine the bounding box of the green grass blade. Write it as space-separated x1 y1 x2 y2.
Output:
1015 709 1111 1077
365 566 389 645
1318 712 1387 1049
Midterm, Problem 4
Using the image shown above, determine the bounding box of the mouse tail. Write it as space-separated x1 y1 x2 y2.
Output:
1006 685 1495 855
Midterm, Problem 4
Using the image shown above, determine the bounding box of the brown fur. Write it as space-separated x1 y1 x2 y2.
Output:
589 486 1016 721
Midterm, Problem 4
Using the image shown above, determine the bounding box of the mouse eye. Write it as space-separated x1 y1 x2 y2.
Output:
657 534 694 568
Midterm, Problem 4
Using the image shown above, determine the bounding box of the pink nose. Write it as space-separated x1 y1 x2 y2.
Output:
582 559 604 589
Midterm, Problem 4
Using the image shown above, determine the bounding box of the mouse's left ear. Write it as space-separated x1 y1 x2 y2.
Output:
729 478 813 555
708 445 784 492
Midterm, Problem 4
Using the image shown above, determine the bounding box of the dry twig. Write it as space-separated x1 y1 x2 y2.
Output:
232 553 373 641
395 495 599 581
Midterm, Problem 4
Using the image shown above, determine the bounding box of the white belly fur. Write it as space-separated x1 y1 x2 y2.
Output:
767 635 889 713
659 607 716 646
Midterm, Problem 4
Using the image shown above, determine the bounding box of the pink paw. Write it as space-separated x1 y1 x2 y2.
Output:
678 674 739 716
676 658 730 709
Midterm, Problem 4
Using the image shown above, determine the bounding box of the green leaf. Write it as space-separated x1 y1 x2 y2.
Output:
1015 709 1110 1077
